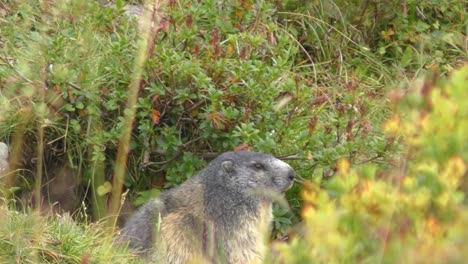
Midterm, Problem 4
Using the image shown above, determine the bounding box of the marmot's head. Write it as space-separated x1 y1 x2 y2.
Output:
206 151 295 198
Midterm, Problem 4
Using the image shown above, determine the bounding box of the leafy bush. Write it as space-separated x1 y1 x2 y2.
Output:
0 0 465 238
270 66 467 263
0 0 466 261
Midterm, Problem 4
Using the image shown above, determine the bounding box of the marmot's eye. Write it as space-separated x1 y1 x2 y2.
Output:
253 162 264 170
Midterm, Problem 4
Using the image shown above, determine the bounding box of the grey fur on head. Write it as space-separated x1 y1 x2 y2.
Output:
118 151 295 263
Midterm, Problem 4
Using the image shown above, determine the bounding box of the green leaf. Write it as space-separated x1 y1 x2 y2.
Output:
97 181 112 196
400 47 413 67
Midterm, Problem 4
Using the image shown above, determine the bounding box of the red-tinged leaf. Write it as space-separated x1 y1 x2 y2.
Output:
214 44 220 56
168 0 176 8
81 254 90 264
312 95 328 106
186 14 193 27
346 78 359 91
346 118 354 141
192 44 200 59
234 144 251 152
206 111 227 129
239 47 247 60
139 79 148 89
269 32 276 44
101 86 109 94
4 77 17 83
358 101 368 116
389 89 404 105
210 27 219 46
41 249 61 261
158 17 170 32
78 109 88 116
376 226 391 242
151 109 161 124
241 0 253 9
308 115 318 135
294 74 301 85
361 119 372 137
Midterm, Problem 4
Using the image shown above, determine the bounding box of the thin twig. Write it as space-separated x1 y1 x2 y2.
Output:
67 82 82 90
355 154 383 164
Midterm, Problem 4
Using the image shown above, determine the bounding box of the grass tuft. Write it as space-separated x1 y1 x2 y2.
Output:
0 206 141 263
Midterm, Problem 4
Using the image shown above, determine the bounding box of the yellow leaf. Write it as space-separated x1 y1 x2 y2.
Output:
337 158 350 175
225 44 234 57
301 205 316 220
383 114 400 133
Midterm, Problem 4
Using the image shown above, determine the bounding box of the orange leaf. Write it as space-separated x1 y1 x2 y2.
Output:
54 84 61 94
151 109 161 124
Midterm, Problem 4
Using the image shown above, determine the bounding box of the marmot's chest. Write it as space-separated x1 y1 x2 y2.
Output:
160 198 273 263
222 202 273 263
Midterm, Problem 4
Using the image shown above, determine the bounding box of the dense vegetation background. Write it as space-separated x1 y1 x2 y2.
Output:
0 0 466 263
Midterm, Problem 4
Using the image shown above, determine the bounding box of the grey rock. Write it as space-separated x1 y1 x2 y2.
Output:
0 142 9 176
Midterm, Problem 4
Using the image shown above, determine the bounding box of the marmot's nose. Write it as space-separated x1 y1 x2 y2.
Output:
288 169 295 181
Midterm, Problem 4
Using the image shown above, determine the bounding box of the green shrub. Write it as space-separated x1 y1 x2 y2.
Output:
270 65 467 263
0 0 465 236
0 0 466 261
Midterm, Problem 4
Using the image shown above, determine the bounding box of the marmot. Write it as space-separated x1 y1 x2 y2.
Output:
119 151 295 263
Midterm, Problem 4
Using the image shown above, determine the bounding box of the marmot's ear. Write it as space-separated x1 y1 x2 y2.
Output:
222 160 234 175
